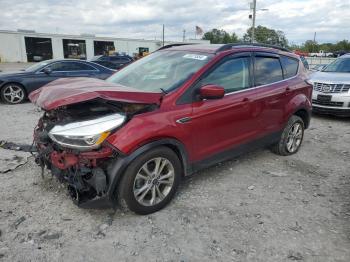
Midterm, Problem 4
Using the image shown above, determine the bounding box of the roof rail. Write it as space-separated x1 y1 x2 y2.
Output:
158 43 197 50
216 42 290 53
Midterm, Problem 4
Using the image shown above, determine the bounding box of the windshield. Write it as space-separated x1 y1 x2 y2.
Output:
106 51 213 92
25 60 52 72
323 58 350 72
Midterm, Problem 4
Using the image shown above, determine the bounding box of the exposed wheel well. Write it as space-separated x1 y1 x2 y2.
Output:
294 109 310 129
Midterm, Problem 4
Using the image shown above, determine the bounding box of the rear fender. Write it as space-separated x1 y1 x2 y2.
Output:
284 94 312 128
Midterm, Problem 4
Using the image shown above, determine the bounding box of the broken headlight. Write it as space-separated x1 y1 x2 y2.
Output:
48 113 125 150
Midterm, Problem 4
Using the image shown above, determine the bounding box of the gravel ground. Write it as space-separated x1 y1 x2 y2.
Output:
0 97 350 260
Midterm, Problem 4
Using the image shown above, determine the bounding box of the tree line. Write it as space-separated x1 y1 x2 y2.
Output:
202 26 350 52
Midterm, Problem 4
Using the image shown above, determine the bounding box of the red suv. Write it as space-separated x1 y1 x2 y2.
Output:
30 44 312 214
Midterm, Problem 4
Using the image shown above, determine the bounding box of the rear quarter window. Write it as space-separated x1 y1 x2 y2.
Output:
280 55 299 78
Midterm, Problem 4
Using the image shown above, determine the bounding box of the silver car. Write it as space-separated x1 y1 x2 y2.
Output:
309 54 350 117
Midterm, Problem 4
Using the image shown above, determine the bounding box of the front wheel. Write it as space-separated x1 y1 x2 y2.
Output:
117 147 182 215
0 83 26 104
271 115 305 156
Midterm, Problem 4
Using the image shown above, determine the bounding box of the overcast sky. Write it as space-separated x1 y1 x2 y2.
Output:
0 0 348 44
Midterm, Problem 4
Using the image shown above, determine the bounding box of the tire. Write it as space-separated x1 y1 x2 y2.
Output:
271 115 305 156
0 83 26 104
117 146 182 215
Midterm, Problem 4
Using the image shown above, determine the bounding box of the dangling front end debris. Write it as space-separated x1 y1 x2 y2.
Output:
30 78 161 207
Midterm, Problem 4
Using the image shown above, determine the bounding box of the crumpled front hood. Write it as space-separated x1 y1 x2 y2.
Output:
29 77 162 110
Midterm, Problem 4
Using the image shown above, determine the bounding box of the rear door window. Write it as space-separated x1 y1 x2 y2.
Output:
67 62 96 71
254 56 283 86
48 62 66 72
63 62 96 71
48 62 96 71
280 55 299 78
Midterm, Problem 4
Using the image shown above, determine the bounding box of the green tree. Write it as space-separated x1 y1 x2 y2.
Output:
202 29 239 44
243 26 288 47
335 40 350 51
288 43 301 51
302 40 318 53
299 40 350 53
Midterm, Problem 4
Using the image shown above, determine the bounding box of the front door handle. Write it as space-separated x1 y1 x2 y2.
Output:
176 117 192 124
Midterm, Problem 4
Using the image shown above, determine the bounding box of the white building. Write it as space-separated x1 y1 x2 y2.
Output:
0 30 209 62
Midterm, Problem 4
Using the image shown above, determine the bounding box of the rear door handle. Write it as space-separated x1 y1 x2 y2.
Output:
242 97 249 102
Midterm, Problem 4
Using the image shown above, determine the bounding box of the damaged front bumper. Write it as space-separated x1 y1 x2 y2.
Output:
32 106 129 208
31 98 159 208
35 141 121 208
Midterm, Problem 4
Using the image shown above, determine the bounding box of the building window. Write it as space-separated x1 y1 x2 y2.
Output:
62 39 86 60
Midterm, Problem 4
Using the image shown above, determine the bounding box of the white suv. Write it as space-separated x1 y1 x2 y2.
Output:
310 54 350 117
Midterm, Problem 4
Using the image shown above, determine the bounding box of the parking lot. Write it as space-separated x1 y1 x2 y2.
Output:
0 94 349 261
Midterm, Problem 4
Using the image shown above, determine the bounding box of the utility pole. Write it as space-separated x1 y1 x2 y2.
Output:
183 29 186 42
313 31 317 52
251 0 257 43
162 24 165 47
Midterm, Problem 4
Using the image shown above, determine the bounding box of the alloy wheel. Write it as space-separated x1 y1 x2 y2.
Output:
2 85 25 104
286 122 303 153
133 157 175 207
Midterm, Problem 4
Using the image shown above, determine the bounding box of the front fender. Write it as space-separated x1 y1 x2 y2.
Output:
105 138 190 204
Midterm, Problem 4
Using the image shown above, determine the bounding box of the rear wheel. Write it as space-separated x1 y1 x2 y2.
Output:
117 147 182 215
0 83 26 104
271 115 304 156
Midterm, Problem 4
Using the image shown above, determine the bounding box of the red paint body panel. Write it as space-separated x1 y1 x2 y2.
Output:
106 100 194 158
29 77 162 110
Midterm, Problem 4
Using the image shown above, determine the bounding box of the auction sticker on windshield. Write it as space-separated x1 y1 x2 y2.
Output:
183 54 208 60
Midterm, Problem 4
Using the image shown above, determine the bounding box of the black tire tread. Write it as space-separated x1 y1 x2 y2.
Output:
271 115 305 156
117 146 181 215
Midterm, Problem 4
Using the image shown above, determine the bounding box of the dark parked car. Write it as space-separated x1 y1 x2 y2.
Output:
90 55 133 70
0 59 115 104
30 44 312 214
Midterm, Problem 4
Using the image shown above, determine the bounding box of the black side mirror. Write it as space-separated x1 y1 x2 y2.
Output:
43 67 52 74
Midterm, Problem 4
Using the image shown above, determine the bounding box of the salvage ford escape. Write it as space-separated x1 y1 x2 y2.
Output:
30 43 312 215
